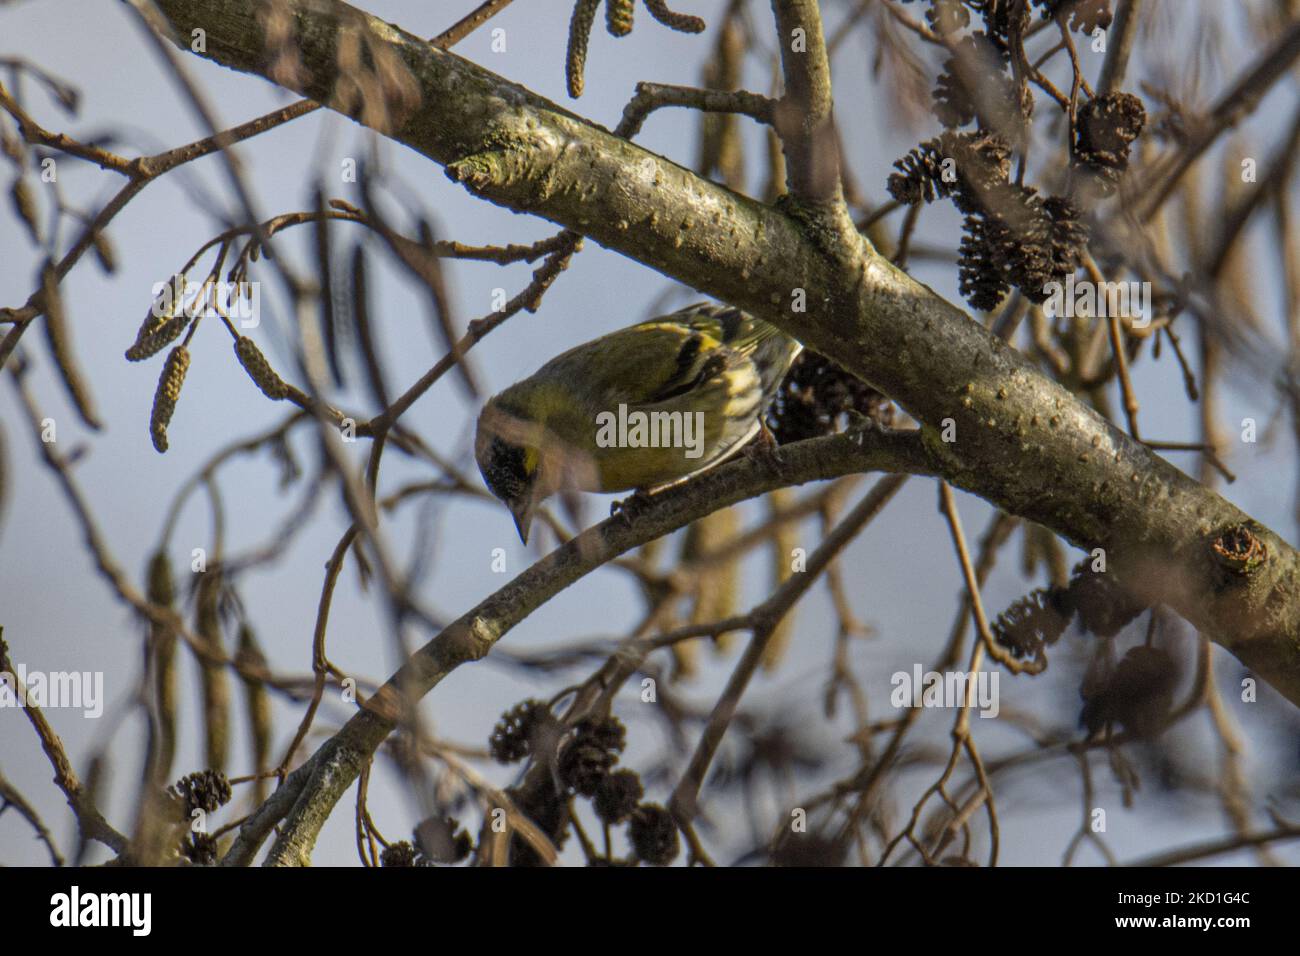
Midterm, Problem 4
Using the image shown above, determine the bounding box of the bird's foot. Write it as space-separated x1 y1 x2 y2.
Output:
744 421 785 473
610 488 655 525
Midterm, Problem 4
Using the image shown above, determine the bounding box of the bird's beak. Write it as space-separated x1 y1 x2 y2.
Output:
509 498 535 546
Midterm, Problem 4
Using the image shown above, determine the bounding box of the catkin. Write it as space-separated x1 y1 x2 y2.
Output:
1 128 25 163
194 570 230 772
694 506 740 652
675 519 707 679
146 549 178 785
131 549 183 863
698 15 745 190
606 0 634 36
671 506 742 679
10 178 39 242
236 624 272 805
644 0 705 33
150 346 190 453
91 231 117 273
234 336 289 400
1218 142 1262 337
669 624 700 681
147 548 175 605
40 263 102 430
127 278 189 361
760 489 798 672
126 313 188 362
566 0 601 98
0 426 8 533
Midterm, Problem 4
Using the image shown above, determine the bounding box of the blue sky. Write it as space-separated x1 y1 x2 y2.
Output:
2 0 1298 866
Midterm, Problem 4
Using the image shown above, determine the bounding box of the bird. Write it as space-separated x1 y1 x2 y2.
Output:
475 302 803 544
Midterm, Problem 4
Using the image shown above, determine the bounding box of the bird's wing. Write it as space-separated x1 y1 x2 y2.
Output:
593 332 762 491
522 304 799 492
537 303 795 408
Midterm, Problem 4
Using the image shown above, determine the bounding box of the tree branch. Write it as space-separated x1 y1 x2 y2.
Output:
768 0 841 207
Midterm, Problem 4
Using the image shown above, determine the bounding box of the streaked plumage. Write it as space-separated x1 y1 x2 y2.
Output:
475 303 802 543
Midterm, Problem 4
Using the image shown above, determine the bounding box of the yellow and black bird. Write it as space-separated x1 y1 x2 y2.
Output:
475 303 801 543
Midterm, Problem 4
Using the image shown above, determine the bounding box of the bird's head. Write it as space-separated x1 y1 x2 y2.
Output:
475 381 603 544
475 401 543 545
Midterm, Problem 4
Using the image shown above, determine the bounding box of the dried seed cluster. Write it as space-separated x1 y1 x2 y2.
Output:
489 701 680 866
991 558 1149 665
1080 644 1178 738
889 130 1089 311
766 350 895 445
890 0 1136 312
489 698 559 764
1072 92 1148 196
170 769 232 816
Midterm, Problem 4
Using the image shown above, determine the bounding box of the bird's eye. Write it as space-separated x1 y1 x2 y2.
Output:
481 437 530 502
